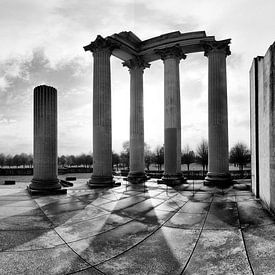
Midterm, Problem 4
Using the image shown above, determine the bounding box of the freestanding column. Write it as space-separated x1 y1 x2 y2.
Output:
203 39 232 185
156 46 186 185
29 85 61 193
123 57 150 183
84 35 117 187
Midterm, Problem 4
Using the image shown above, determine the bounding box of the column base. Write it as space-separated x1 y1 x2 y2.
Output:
159 173 186 186
29 178 62 190
127 172 147 184
204 172 233 188
28 179 66 195
88 175 118 188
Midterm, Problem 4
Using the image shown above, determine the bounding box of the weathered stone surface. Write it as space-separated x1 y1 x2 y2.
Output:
250 43 275 213
98 227 199 275
243 224 275 274
184 230 251 275
69 220 159 265
0 178 274 274
0 245 90 275
0 229 65 252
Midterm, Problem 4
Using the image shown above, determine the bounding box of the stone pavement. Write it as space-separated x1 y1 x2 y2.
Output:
0 177 275 275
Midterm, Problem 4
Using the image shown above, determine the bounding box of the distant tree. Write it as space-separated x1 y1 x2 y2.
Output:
154 146 164 171
229 142 251 170
196 140 208 172
5 155 13 168
76 154 86 167
112 152 120 171
181 145 195 171
19 153 29 168
0 153 5 167
66 155 76 167
120 141 129 169
58 155 66 167
84 154 93 168
27 154 33 168
144 143 153 171
13 154 21 167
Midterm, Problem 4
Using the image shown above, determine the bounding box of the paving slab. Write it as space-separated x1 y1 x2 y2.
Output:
0 229 65 251
0 177 275 274
0 214 54 230
179 201 210 213
97 196 147 211
55 213 132 242
183 229 252 275
97 227 200 275
134 209 175 224
237 200 275 228
41 201 88 216
121 198 164 217
69 220 159 265
243 224 275 274
0 244 90 275
165 212 207 229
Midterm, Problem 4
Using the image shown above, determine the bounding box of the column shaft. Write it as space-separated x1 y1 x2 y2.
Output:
128 66 146 182
30 85 60 190
90 49 113 185
205 42 231 184
163 57 182 178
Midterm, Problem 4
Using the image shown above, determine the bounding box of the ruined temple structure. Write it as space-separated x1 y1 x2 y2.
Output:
84 31 232 187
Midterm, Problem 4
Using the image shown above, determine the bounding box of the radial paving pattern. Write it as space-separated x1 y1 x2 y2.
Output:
0 176 275 274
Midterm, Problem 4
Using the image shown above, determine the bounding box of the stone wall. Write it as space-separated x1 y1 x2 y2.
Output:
249 58 257 195
250 43 275 213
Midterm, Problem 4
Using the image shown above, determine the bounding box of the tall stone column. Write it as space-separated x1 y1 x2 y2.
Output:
28 85 62 193
123 57 150 183
84 35 118 187
156 46 186 185
203 39 232 185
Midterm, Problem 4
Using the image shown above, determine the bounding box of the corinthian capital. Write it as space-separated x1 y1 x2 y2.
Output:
123 56 150 70
155 45 186 60
202 39 231 57
83 35 119 54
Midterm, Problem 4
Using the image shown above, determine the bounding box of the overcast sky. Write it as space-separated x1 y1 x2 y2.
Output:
0 0 274 155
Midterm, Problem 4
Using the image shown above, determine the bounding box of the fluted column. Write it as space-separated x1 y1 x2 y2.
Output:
84 35 118 187
29 85 60 191
123 57 150 183
203 39 232 185
155 46 186 185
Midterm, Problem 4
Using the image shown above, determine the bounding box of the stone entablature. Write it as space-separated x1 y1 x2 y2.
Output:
85 31 220 62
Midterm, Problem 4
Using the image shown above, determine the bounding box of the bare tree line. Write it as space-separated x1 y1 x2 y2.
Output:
0 141 250 171
115 140 250 171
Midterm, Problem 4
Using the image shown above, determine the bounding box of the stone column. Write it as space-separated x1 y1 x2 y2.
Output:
155 46 186 185
84 35 118 187
29 85 61 192
123 57 150 183
203 39 232 185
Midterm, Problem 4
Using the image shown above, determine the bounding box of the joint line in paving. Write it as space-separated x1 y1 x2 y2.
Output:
235 195 255 275
32 196 106 274
180 192 214 275
93 193 190 267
